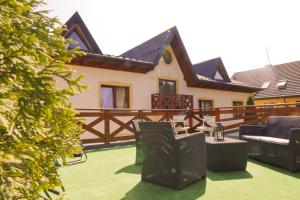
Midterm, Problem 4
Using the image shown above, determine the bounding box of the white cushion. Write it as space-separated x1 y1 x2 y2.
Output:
260 136 289 145
241 135 289 145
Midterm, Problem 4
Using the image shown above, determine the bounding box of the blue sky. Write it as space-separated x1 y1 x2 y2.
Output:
44 0 300 76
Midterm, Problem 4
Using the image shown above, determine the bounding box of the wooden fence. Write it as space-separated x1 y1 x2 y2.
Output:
77 102 300 144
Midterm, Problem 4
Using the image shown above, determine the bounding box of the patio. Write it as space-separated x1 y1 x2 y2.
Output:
59 145 300 200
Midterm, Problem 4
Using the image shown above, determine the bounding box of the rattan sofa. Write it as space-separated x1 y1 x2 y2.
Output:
138 121 206 190
239 116 300 172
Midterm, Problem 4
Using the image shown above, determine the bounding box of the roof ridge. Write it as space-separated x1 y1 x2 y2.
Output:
272 60 300 67
233 59 300 75
193 57 221 66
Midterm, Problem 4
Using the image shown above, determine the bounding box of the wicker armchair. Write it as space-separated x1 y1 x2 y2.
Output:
138 121 206 190
239 116 300 172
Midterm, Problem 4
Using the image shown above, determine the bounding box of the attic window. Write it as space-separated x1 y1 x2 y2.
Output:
277 80 287 89
162 50 172 64
214 71 224 80
261 82 270 89
68 32 88 51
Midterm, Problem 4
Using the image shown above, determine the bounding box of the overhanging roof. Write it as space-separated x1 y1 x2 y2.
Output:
232 61 300 98
70 53 154 73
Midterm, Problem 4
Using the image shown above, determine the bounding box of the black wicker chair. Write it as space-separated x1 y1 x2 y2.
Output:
139 121 206 190
239 116 300 172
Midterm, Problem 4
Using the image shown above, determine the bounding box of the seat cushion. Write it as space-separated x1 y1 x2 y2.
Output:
259 136 289 145
241 135 289 145
241 135 263 141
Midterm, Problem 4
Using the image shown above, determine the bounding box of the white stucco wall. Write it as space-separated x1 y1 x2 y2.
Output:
60 46 250 110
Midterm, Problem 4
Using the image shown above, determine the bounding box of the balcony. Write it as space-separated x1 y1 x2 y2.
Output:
151 93 193 109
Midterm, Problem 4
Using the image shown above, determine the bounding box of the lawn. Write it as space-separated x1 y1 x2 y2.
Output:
59 145 300 200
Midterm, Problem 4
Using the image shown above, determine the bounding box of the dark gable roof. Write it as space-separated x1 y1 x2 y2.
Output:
232 61 300 99
64 11 102 54
121 27 175 64
192 57 231 82
121 27 260 93
121 26 194 81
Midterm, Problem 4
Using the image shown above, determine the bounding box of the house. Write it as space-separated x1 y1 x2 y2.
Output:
60 12 260 111
232 61 300 105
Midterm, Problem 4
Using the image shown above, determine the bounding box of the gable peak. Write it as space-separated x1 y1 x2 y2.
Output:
64 11 102 54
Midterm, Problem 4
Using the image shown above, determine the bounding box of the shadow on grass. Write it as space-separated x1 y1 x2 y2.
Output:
121 179 206 200
248 159 300 179
86 144 135 153
207 170 253 181
115 164 142 174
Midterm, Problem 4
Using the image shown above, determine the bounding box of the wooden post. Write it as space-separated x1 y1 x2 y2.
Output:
104 110 110 144
165 110 171 121
188 110 193 130
138 110 143 121
214 108 220 122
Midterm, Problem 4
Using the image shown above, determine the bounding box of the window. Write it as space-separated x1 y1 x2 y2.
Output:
277 80 287 89
199 100 213 118
159 79 176 95
68 32 88 51
233 101 243 118
261 81 270 89
101 85 129 108
214 71 224 80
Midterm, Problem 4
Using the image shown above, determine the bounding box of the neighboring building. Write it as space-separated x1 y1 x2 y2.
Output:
60 12 260 111
232 61 300 105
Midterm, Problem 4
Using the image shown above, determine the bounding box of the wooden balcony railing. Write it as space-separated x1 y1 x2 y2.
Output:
151 93 193 109
77 102 300 145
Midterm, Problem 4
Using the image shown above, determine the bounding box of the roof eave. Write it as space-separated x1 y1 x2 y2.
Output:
192 79 261 93
69 53 154 74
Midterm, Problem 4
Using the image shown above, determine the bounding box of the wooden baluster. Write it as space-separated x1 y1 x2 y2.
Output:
104 110 110 144
188 110 193 130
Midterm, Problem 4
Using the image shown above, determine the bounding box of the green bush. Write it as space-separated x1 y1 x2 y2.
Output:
246 95 255 106
0 0 86 198
245 95 256 121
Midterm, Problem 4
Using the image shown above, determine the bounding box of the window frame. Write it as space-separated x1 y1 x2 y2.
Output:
159 79 177 95
199 99 214 118
101 85 129 108
261 81 271 89
233 101 243 118
277 80 288 89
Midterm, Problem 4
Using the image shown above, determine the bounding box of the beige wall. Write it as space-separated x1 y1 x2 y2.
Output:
60 45 251 110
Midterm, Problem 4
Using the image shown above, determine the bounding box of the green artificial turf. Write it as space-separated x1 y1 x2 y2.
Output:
59 145 300 200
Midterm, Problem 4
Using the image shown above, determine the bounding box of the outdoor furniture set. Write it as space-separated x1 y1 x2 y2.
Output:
132 115 300 190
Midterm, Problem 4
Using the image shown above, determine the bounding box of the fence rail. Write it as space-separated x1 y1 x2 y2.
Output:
77 102 300 144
